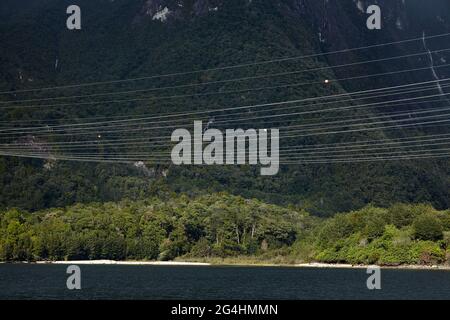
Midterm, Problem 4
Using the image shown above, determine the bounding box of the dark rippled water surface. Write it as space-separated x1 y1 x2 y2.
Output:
0 264 449 300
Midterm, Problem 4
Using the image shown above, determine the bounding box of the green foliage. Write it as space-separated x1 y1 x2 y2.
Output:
307 204 449 266
413 213 444 241
0 193 310 262
409 241 446 265
1 196 449 266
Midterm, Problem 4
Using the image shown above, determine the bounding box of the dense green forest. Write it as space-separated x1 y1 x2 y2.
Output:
1 193 449 266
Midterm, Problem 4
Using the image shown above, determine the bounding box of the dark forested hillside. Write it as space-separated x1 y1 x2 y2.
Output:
0 0 449 215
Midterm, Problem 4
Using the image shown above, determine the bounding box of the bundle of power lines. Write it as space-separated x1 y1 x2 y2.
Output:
0 33 449 165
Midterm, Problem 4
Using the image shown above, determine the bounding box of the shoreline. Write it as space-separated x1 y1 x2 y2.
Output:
295 262 450 271
8 260 447 271
34 260 211 266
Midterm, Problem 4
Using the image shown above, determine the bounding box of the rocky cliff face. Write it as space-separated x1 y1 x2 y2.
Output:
135 0 226 23
135 0 450 31
289 0 450 47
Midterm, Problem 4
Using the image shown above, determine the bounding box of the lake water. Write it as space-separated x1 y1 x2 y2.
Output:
0 264 449 300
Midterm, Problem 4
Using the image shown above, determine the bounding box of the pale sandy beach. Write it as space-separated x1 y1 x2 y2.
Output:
35 260 211 266
295 262 450 270
30 260 450 270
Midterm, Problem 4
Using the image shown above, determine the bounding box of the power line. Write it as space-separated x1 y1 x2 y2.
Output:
2 60 448 114
1 149 450 165
3 86 447 140
2 48 449 106
1 79 449 137
2 114 450 151
6 139 448 158
1 94 448 138
2 32 449 96
3 131 450 154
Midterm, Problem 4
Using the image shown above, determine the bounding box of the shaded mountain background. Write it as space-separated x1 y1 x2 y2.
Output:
0 0 449 215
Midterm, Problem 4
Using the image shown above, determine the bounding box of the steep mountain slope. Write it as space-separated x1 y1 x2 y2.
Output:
0 0 449 215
